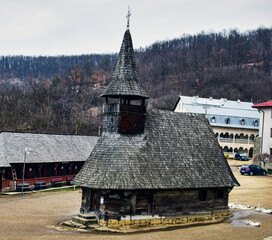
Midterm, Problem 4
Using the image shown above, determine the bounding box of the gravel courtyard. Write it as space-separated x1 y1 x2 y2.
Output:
0 166 272 240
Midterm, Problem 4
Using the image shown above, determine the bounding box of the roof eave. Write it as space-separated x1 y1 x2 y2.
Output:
101 93 150 99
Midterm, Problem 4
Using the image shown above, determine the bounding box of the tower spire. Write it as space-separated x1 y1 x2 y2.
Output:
101 12 149 100
126 5 131 29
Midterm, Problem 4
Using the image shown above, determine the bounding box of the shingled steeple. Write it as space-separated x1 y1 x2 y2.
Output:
101 29 149 100
101 16 149 135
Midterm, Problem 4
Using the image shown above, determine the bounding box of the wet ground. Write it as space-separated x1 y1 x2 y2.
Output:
228 210 270 228
0 167 272 240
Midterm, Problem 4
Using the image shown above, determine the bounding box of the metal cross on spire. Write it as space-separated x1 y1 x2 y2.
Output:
126 5 131 29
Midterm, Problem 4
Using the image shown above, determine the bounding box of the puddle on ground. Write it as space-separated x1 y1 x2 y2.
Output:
228 210 267 228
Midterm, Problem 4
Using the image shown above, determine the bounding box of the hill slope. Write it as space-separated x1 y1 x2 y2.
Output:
0 27 271 134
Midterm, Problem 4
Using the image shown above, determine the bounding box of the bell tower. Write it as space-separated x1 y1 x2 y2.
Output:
101 10 149 134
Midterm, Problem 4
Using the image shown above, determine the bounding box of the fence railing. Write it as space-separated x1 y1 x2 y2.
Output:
234 139 249 144
218 138 254 145
219 138 233 143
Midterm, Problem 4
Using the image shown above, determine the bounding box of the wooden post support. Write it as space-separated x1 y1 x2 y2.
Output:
55 163 59 176
39 164 43 178
21 164 24 180
131 192 136 216
69 163 73 175
80 188 92 214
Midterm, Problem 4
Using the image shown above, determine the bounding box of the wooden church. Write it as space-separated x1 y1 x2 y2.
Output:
73 18 239 228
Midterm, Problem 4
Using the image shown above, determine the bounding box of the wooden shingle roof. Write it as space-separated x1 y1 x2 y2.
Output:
73 109 239 189
0 132 98 167
101 29 149 99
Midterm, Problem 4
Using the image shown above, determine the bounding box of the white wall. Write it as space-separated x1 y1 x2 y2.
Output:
260 108 272 154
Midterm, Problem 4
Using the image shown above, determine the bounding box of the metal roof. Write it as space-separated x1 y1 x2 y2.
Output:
253 100 272 108
175 96 259 129
207 115 259 130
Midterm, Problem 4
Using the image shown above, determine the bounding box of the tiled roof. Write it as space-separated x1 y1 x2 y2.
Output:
253 100 272 108
73 109 239 189
0 132 98 167
101 30 149 99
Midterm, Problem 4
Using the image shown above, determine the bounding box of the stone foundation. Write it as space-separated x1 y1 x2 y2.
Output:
99 210 230 229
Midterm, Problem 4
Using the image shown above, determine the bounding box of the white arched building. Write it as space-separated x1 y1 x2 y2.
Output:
253 100 272 155
174 96 259 158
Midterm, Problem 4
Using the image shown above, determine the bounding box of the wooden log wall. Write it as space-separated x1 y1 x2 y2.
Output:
153 189 228 216
85 188 229 219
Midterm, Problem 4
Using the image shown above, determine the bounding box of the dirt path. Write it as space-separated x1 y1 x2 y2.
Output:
0 167 272 240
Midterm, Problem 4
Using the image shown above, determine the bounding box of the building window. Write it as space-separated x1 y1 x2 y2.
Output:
216 189 224 199
226 118 230 124
254 120 258 126
241 119 245 125
211 116 216 123
199 189 207 201
270 148 272 156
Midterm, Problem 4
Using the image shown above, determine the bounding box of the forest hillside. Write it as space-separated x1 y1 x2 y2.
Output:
0 27 271 135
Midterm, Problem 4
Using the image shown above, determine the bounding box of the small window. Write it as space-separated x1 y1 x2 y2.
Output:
254 120 258 126
270 148 272 156
226 118 230 124
211 116 216 123
199 189 207 201
241 119 245 125
216 189 224 199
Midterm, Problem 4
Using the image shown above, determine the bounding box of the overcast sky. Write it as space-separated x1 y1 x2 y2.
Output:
0 0 271 56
